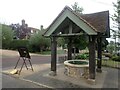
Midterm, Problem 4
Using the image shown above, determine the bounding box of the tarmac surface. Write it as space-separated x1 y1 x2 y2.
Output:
1 49 120 89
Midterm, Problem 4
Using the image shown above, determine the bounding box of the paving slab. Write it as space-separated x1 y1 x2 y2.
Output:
2 53 119 89
2 63 119 89
22 64 107 88
102 67 119 88
2 74 45 88
2 63 51 78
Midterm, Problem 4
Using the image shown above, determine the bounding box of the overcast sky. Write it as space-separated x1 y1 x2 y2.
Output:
0 0 116 29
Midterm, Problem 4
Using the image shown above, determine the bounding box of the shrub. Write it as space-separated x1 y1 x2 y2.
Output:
29 32 50 52
112 56 120 62
10 40 29 50
103 53 112 58
1 24 14 49
75 53 89 59
57 37 65 47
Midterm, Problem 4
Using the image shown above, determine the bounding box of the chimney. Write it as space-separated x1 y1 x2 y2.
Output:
40 25 43 30
22 19 25 27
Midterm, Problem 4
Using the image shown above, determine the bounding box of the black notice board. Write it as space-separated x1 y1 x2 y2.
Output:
18 46 31 59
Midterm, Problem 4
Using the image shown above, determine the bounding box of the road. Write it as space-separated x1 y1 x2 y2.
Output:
1 49 52 88
1 49 51 68
2 55 51 68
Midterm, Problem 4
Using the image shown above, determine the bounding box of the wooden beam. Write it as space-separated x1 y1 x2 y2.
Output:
50 37 57 75
89 36 96 79
51 32 84 37
67 38 72 60
69 22 72 34
96 37 102 72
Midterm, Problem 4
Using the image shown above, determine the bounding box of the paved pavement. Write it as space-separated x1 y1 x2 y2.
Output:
2 64 119 89
1 49 120 89
23 66 119 89
103 67 119 88
2 74 44 88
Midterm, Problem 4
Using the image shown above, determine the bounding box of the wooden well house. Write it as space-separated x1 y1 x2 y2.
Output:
43 6 110 80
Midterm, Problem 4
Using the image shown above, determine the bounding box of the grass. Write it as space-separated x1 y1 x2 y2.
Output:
39 50 120 68
38 49 66 55
102 59 120 69
39 50 51 55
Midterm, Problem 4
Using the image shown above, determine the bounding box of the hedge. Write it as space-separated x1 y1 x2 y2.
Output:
9 40 29 50
112 56 120 62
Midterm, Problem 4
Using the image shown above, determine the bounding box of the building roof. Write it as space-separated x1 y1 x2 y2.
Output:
29 27 39 31
43 6 110 37
80 11 110 34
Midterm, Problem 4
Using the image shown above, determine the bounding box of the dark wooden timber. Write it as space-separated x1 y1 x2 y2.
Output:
51 32 84 37
67 38 72 60
96 36 102 72
89 36 96 79
51 37 57 72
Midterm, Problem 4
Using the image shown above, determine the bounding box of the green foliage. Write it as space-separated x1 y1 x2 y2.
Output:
59 35 88 50
111 1 120 40
58 35 88 50
102 38 109 50
73 35 88 50
106 41 115 54
102 59 120 69
1 24 14 49
71 2 84 13
9 40 29 50
57 37 65 47
37 49 66 55
8 33 50 52
0 24 2 48
75 53 89 59
1 24 51 53
112 1 120 25
29 31 50 52
103 53 112 58
112 56 120 62
71 2 87 50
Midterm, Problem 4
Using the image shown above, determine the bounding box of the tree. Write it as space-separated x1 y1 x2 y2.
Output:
71 2 84 13
0 24 2 48
112 1 120 31
111 0 120 54
107 41 115 54
57 37 65 48
72 35 88 50
112 1 120 38
1 24 14 49
71 2 88 50
102 38 109 50
29 31 50 52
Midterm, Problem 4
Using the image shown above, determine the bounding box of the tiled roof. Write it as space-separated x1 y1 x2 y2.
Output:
65 6 109 33
43 6 110 36
79 11 109 33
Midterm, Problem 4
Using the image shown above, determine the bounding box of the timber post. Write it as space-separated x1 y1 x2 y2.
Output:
49 37 57 76
67 38 72 60
89 35 96 79
96 36 102 73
